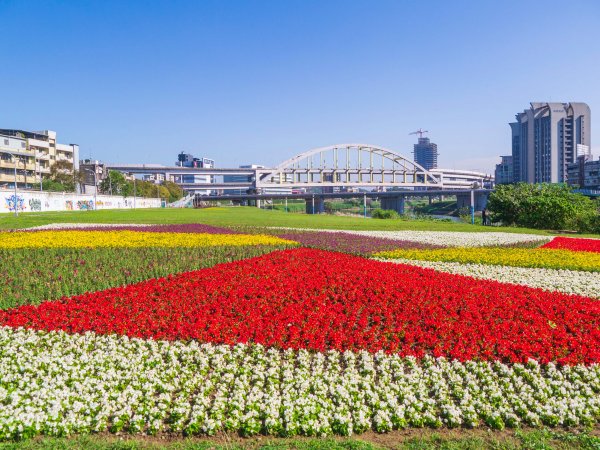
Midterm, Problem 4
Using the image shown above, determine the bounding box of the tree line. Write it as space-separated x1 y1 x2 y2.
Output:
31 163 184 203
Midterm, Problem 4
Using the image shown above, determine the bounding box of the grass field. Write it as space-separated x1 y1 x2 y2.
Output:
0 207 563 235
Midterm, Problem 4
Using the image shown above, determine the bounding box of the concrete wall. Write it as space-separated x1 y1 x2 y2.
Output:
0 189 161 213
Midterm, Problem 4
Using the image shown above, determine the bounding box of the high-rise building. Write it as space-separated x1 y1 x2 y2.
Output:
510 103 591 183
412 137 438 170
495 155 513 184
0 129 79 189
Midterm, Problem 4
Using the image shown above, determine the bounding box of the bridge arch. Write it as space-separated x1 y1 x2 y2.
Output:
256 143 442 189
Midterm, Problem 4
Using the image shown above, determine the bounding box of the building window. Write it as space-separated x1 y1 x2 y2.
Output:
3 139 8 145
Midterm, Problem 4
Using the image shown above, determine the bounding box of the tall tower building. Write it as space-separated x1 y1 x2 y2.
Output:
412 133 438 170
510 102 591 183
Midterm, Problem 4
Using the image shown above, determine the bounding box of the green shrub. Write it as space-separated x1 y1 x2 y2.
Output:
487 183 599 232
371 208 400 219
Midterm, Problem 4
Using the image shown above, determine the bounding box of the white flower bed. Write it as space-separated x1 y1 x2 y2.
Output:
1 327 598 439
382 259 600 298
24 223 154 231
270 229 551 248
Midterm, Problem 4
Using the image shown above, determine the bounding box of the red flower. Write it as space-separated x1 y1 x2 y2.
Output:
542 237 600 253
1 248 598 365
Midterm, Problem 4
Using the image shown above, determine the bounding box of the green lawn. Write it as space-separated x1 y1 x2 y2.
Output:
1 429 598 449
0 207 566 235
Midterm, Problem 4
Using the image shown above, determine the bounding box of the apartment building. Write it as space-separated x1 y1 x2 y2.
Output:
0 129 79 189
495 155 514 184
510 103 591 183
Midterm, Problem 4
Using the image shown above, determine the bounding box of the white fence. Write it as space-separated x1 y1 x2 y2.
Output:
0 189 161 213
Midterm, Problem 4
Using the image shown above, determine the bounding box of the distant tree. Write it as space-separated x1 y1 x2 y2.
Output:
99 170 129 196
98 171 184 201
162 181 184 202
36 160 80 192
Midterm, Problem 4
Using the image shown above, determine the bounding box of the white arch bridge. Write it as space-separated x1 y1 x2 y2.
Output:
255 144 442 189
107 143 492 192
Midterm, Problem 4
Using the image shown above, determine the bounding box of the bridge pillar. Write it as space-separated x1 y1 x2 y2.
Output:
305 196 325 214
380 195 405 215
456 191 489 211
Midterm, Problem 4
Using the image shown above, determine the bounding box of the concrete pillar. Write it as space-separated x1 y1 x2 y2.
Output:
305 196 325 214
456 191 489 211
380 195 405 215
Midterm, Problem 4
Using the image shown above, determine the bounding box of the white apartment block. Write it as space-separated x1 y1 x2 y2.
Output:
0 129 79 189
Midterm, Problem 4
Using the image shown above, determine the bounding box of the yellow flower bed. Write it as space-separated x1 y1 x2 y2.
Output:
374 247 600 272
0 231 296 249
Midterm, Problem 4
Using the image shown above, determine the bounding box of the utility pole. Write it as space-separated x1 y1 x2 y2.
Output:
13 154 18 217
470 188 475 225
93 169 98 210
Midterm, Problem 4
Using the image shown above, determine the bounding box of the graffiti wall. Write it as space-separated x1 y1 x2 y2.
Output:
0 190 161 213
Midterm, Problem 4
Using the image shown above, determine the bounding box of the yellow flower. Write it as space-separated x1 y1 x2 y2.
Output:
374 247 600 272
0 231 295 249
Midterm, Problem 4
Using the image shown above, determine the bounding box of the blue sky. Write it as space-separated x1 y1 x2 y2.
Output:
1 0 599 172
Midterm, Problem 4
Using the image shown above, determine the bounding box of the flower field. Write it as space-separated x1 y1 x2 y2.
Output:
384 258 600 298
542 236 600 253
0 245 292 309
1 328 598 439
0 223 599 440
375 247 600 272
0 230 292 249
271 229 551 248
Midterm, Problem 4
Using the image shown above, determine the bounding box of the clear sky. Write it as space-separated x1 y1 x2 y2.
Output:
1 0 599 172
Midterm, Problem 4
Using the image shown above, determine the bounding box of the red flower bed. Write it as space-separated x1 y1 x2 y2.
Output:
542 236 600 253
1 248 598 364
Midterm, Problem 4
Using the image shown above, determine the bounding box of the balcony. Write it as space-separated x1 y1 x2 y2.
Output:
0 148 35 158
55 144 74 153
0 160 16 170
56 153 74 162
0 159 35 170
0 173 28 183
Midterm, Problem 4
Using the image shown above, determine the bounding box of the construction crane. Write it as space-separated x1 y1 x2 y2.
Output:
409 128 429 138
